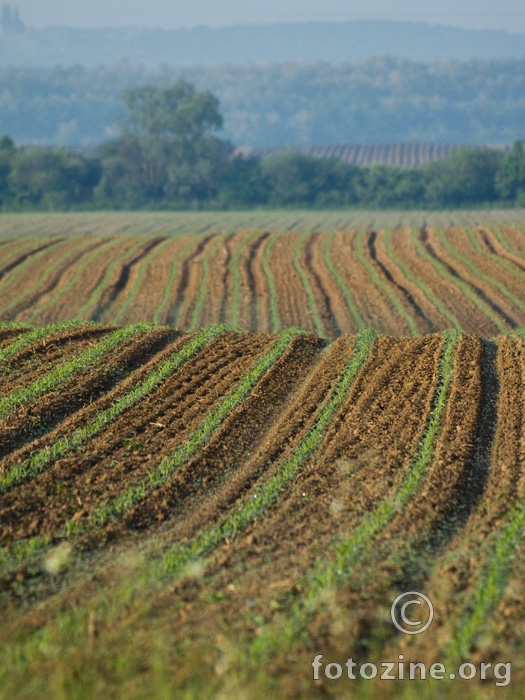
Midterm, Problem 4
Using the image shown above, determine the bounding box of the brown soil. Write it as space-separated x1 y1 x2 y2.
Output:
268 231 311 330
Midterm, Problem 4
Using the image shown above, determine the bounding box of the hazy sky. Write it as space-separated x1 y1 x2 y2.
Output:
12 0 525 34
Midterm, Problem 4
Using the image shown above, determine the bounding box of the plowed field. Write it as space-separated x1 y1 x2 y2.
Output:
1 226 524 337
1 322 525 699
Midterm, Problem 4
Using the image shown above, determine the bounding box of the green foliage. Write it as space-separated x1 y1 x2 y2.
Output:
495 140 525 204
0 324 232 494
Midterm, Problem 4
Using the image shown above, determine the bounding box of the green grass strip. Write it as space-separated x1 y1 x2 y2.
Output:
112 238 173 325
250 328 459 660
86 326 303 530
0 238 43 275
356 229 420 336
74 238 145 321
152 237 197 325
323 229 366 330
0 324 232 494
412 228 507 334
384 229 461 330
437 227 525 314
0 321 93 365
0 239 76 317
466 228 525 284
230 231 258 328
187 236 222 332
261 231 282 333
161 327 378 576
0 323 152 422
488 225 525 259
293 231 326 337
26 238 124 325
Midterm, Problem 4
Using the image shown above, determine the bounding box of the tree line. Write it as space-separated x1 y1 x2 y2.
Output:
0 80 524 212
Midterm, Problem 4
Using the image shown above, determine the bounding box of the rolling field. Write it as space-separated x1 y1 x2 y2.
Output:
0 322 523 698
0 214 524 698
0 224 524 337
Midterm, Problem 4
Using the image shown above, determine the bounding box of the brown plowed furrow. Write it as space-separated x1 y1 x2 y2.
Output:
403 334 524 665
8 239 107 322
0 239 65 284
102 332 328 544
424 228 517 330
301 232 340 338
116 237 195 326
200 233 234 328
240 231 271 332
0 326 111 397
0 333 273 543
92 238 167 323
498 225 525 255
375 230 441 332
137 336 444 649
478 226 525 274
0 327 29 346
268 232 310 330
444 227 525 323
0 328 175 462
166 234 216 327
334 231 403 335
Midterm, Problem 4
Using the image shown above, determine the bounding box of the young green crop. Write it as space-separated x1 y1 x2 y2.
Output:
437 227 524 315
412 228 507 334
0 321 94 365
161 327 378 576
261 231 283 333
152 237 197 325
383 228 461 330
229 231 258 328
356 228 420 336
0 323 152 422
249 328 459 661
0 324 233 494
187 237 223 332
323 229 365 331
75 238 145 321
27 238 124 325
292 231 325 336
112 238 173 325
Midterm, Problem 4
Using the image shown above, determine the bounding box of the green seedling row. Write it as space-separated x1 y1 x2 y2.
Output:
87 326 303 530
74 238 145 321
412 228 507 334
437 227 525 314
292 231 326 337
112 238 173 325
0 324 233 495
466 227 525 283
250 328 459 661
27 238 125 325
0 320 95 365
0 323 152 422
356 228 420 336
0 238 70 315
229 231 258 328
322 229 365 331
187 237 223 332
161 327 378 576
383 229 461 330
261 231 282 333
153 237 200 326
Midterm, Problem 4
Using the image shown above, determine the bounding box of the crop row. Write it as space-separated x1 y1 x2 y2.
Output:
0 227 523 336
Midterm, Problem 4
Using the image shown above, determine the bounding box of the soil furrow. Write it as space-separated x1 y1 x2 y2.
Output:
92 238 166 323
422 228 517 330
244 231 271 332
0 239 64 283
0 329 173 462
166 234 215 326
302 232 341 338
0 333 273 544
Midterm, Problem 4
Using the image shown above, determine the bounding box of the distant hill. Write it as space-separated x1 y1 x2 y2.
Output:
1 59 523 149
0 20 524 68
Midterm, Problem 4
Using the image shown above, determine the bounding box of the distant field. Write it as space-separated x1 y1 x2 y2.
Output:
0 223 523 337
1 209 525 238
1 322 524 697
